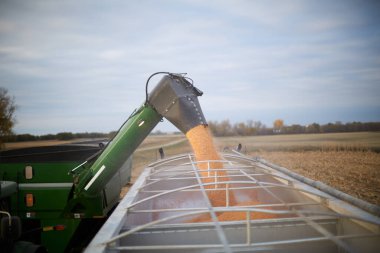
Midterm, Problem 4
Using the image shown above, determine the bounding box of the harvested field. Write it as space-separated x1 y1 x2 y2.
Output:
137 134 185 150
214 132 380 206
2 139 81 150
254 150 380 206
216 132 380 152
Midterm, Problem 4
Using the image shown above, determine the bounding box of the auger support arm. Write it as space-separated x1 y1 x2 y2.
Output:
73 73 205 201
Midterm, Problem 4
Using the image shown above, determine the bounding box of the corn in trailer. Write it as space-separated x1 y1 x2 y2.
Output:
86 151 380 253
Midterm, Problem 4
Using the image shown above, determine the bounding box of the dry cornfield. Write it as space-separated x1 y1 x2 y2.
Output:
214 132 380 206
253 150 380 206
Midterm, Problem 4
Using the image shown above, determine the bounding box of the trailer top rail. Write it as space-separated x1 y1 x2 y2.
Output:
86 152 380 253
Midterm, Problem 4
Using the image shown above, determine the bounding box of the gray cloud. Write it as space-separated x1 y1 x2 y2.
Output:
0 0 379 134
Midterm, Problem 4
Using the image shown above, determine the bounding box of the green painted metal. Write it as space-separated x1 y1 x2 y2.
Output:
75 104 162 198
0 162 77 183
41 218 81 253
17 188 71 212
0 159 104 252
63 195 105 218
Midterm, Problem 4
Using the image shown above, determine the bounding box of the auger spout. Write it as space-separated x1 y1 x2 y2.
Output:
72 73 206 200
148 74 207 133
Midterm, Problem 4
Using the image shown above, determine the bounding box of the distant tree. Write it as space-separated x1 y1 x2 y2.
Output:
40 134 56 140
273 119 284 133
15 134 37 142
321 122 340 133
252 121 265 135
219 120 233 136
233 120 257 136
245 120 256 135
0 87 17 147
365 122 380 132
56 132 74 140
208 120 233 136
285 124 305 134
207 121 219 136
306 123 321 133
234 122 247 136
207 119 380 137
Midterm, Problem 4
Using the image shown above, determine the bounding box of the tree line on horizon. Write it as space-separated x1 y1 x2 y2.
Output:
3 120 380 143
208 120 380 137
2 87 380 143
3 132 111 143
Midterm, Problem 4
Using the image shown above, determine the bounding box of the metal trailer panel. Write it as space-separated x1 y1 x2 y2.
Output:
85 152 380 253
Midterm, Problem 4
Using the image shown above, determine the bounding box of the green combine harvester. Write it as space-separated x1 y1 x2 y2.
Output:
0 73 206 253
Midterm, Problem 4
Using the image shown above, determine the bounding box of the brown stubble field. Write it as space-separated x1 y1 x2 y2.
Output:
214 132 380 206
255 150 380 205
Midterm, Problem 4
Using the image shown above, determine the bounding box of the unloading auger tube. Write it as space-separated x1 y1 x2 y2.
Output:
73 73 207 198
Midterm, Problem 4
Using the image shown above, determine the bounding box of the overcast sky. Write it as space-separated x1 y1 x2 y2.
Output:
1 0 379 135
